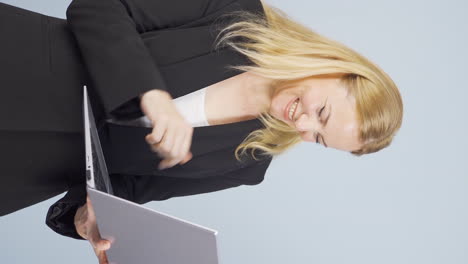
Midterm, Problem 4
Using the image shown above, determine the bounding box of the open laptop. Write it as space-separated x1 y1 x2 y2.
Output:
83 86 222 264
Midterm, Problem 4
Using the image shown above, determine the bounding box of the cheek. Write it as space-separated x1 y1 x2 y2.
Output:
271 89 295 117
303 89 324 107
299 95 320 116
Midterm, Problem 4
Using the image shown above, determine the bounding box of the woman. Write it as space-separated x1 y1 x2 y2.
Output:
0 0 403 262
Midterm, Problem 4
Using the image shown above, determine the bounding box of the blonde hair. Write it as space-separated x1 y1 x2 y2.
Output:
212 0 403 162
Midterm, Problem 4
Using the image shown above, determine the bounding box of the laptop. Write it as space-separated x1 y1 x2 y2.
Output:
83 86 222 264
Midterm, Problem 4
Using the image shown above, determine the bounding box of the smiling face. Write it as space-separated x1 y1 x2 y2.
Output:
268 74 363 151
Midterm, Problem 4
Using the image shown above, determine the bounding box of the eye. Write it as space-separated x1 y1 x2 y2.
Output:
318 105 325 118
318 98 328 120
315 103 326 145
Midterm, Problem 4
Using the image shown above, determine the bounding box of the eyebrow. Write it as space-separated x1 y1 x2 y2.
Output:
320 105 331 148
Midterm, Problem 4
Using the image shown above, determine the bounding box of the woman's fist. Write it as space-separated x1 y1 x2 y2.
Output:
140 89 194 170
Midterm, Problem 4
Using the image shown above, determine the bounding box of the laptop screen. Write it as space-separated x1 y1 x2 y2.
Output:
83 86 114 195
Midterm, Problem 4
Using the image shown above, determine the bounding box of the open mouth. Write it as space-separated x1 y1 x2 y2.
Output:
285 98 299 121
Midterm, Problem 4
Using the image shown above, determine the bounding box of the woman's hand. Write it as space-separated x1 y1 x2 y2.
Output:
75 196 112 264
140 89 194 170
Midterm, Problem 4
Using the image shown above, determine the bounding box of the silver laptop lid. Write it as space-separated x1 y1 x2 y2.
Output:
83 86 114 194
88 187 221 264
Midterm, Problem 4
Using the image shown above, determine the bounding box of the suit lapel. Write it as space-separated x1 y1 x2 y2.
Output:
190 116 265 157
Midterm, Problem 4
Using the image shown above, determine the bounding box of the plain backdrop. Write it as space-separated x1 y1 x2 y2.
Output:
0 0 467 263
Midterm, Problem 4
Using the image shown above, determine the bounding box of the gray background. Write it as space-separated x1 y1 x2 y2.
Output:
0 0 467 263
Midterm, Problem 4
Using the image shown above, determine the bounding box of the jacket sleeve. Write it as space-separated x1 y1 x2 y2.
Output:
45 156 272 239
65 0 236 118
111 156 273 204
45 182 87 240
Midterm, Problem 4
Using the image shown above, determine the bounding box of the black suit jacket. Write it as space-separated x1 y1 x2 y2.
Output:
45 0 274 240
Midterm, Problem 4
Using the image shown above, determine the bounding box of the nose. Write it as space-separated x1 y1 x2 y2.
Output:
294 112 320 133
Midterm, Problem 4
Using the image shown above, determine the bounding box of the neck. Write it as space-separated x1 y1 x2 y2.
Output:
242 71 277 117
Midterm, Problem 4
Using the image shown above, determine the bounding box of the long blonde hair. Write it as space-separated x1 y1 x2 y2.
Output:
212 0 403 162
